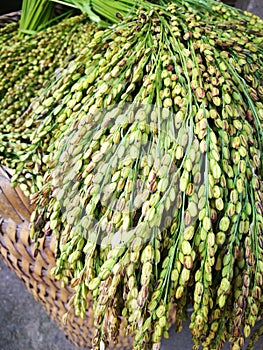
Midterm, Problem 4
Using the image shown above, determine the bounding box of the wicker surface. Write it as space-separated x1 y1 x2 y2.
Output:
0 11 20 27
0 220 95 348
0 166 93 348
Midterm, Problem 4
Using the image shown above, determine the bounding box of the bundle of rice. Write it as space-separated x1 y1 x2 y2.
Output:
1 1 263 349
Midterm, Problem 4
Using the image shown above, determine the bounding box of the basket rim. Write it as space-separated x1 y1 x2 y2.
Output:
0 10 21 27
0 10 21 20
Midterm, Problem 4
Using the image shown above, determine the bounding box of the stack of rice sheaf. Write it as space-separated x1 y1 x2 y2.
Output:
0 0 263 349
